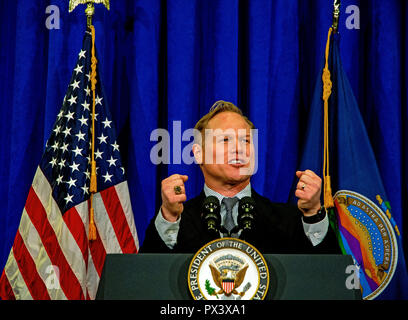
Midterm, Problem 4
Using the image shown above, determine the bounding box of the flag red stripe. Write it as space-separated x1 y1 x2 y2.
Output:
100 187 137 253
0 270 16 300
25 187 84 300
12 231 51 300
63 206 88 264
88 224 106 277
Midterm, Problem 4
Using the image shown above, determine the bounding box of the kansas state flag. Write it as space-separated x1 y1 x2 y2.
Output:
297 31 408 299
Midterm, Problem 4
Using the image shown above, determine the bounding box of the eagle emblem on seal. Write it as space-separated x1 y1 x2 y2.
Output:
206 254 251 298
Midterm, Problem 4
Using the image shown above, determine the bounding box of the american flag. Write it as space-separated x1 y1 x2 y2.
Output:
0 29 139 300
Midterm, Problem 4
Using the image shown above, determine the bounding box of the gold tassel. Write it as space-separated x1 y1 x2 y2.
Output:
322 28 334 208
324 176 334 208
90 160 97 193
88 25 98 241
89 207 97 240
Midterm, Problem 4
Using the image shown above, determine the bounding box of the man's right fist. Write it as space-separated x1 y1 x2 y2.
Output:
161 174 188 222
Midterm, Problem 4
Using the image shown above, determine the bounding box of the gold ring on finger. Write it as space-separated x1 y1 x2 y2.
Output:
174 186 182 195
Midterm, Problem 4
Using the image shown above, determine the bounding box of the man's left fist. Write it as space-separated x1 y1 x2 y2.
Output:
295 170 322 217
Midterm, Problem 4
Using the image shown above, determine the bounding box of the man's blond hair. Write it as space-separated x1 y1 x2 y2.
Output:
194 101 255 145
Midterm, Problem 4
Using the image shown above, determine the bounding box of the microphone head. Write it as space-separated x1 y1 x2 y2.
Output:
201 196 221 235
238 196 256 232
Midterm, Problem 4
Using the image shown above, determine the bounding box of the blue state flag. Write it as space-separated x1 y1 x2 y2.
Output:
296 30 408 300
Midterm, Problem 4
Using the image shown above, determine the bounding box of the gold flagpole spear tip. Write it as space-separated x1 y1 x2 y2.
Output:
332 0 341 33
69 0 110 26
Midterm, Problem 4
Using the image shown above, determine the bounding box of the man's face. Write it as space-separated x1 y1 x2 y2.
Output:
194 111 256 187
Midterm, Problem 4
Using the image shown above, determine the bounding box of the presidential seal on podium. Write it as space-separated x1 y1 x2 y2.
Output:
188 238 269 300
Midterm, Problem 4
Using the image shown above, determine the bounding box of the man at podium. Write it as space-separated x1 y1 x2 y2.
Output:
141 101 340 254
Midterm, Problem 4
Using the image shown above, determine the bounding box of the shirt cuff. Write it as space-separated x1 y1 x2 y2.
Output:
302 214 329 247
154 208 181 249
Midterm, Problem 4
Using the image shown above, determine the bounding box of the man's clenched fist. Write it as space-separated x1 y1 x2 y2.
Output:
161 174 188 222
295 170 322 217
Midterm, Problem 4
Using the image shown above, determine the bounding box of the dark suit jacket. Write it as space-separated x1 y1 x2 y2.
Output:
140 189 341 254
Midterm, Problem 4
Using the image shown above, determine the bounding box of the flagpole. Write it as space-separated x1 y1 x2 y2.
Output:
322 0 341 209
69 0 110 241
332 0 341 33
85 2 95 27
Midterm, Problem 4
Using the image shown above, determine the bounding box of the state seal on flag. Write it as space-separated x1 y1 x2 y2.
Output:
334 190 399 300
188 238 269 300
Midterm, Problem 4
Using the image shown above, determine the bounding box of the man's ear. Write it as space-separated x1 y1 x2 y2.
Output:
192 143 203 164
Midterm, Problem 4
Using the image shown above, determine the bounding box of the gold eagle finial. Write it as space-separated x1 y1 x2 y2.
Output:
69 0 110 13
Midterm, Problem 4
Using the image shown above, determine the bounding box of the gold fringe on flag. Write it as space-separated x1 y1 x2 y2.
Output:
322 27 334 208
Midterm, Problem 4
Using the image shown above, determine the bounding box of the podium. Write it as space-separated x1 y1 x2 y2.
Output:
96 253 362 300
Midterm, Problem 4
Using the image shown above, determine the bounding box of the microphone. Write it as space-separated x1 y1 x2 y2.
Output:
238 196 256 236
201 196 221 236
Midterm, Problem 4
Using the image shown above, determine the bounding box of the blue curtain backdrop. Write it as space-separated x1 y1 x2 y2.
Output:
0 0 407 274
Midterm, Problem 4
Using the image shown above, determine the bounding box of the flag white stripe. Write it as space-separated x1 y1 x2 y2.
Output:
3 252 33 300
18 208 67 300
31 167 87 296
114 181 139 250
86 254 100 300
74 199 99 300
75 201 89 230
74 200 102 299
92 192 122 253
